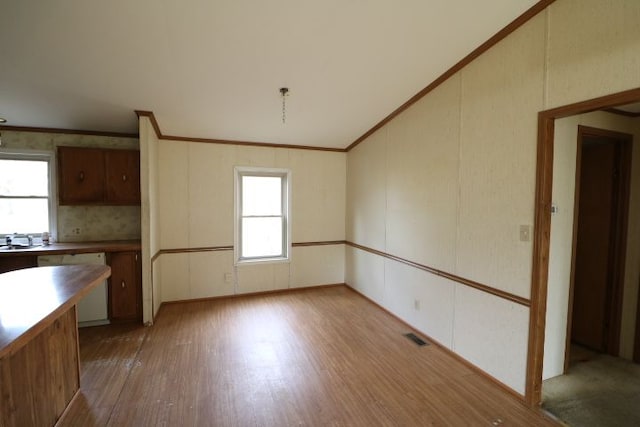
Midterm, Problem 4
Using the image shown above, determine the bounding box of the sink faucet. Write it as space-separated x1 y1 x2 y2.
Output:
3 234 36 247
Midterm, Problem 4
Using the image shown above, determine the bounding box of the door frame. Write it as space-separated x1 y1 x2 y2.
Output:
525 87 640 406
563 125 632 371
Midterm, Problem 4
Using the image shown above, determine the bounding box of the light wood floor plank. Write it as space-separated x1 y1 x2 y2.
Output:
59 285 557 426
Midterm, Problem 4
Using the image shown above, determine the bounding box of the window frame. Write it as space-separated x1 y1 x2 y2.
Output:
0 149 57 240
234 166 291 265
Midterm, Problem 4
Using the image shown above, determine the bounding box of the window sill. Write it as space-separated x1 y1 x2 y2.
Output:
235 256 290 266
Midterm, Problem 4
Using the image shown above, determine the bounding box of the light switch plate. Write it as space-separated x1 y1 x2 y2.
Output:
519 225 531 242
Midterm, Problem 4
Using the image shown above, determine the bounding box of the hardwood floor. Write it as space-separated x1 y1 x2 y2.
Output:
59 285 557 426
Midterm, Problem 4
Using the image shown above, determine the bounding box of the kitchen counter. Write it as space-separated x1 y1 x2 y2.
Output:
0 265 111 357
0 240 141 257
0 265 111 426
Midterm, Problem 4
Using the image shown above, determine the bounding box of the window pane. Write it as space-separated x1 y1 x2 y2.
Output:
241 217 282 258
0 198 49 235
242 176 282 216
0 160 49 196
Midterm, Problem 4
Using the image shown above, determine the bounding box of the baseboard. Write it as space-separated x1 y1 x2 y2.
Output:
157 283 346 313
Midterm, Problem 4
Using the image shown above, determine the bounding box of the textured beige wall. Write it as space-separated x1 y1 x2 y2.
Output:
346 128 387 249
545 112 640 379
139 117 160 322
155 138 347 301
546 0 640 109
345 0 640 395
386 75 460 273
384 260 455 348
0 130 140 242
457 14 545 298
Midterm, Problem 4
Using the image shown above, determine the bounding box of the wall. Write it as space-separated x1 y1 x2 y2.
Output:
544 111 640 379
0 130 140 242
144 135 346 304
139 117 160 323
345 0 640 395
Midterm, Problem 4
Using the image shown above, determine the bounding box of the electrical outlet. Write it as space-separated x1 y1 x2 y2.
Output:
224 273 232 283
414 299 420 310
72 227 81 235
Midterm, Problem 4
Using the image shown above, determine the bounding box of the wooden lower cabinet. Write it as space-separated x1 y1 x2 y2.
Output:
108 251 142 322
0 255 37 274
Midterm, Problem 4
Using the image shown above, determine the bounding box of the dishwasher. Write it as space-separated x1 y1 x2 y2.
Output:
38 253 110 327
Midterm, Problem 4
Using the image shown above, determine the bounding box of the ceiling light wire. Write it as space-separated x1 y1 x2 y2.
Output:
280 87 289 124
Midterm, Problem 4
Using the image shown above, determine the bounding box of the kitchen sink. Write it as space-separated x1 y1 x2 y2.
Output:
0 244 41 250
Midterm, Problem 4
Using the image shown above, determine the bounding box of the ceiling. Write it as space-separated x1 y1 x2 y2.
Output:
0 0 539 149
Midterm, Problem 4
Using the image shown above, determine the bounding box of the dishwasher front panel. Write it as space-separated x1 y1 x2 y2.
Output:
38 253 109 327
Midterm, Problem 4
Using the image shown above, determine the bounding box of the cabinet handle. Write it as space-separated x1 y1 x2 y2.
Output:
122 174 127 182
121 281 126 289
79 171 85 181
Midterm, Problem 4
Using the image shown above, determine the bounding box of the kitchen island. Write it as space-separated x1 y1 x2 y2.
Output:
0 265 111 427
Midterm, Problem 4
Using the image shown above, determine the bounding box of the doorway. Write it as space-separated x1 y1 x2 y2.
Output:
567 126 632 364
526 87 640 406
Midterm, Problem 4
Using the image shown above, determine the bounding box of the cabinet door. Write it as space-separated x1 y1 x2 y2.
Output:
108 251 141 321
58 147 105 204
0 256 38 274
105 150 140 204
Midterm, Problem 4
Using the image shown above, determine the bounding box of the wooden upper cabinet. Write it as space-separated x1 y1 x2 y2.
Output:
58 147 105 204
105 150 140 204
58 146 140 205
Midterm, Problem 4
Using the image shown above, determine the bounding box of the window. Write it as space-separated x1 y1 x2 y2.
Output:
235 167 290 263
0 151 56 239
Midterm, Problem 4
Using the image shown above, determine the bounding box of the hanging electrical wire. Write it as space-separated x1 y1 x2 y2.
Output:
280 87 289 124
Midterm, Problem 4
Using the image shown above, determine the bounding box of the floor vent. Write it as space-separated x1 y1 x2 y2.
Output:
404 333 429 346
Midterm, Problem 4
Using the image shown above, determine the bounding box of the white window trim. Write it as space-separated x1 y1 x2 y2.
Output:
0 149 57 240
234 166 291 265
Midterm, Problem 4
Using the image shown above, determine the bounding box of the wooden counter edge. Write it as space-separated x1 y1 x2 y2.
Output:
0 241 141 257
0 265 111 359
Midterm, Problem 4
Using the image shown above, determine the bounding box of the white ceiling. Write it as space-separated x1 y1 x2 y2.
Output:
0 0 539 149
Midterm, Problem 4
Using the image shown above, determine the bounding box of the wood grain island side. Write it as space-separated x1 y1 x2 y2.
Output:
0 265 111 427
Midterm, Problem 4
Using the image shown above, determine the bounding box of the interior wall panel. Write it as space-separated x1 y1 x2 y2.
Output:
189 251 235 299
236 262 290 294
187 143 235 247
456 13 546 298
290 245 345 288
385 75 461 272
290 150 346 242
158 253 190 302
158 140 189 248
453 284 530 394
546 0 640 110
140 117 161 322
346 246 385 305
346 128 387 250
383 260 455 349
